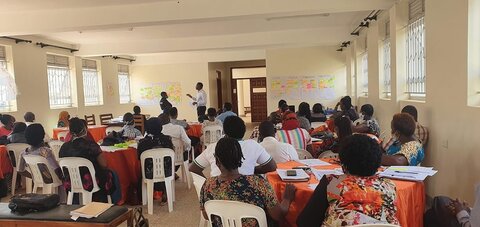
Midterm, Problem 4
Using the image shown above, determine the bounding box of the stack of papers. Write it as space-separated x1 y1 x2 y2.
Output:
311 168 344 181
379 166 437 182
70 202 113 220
298 159 331 167
277 169 310 182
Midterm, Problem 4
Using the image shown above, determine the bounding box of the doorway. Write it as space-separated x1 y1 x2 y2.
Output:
230 67 267 123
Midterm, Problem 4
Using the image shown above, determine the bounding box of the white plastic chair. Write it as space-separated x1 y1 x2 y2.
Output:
318 150 339 159
59 157 112 205
48 140 64 161
6 143 31 195
311 122 328 129
140 148 176 214
350 224 401 227
204 200 268 227
191 172 209 227
106 126 123 135
296 149 313 160
57 131 68 141
202 125 223 148
22 155 62 194
172 138 191 190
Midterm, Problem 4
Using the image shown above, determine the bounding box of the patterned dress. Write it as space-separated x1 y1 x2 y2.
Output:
200 175 278 227
323 175 399 226
386 140 424 166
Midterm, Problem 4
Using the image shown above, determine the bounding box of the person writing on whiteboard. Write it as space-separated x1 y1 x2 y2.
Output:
186 82 207 121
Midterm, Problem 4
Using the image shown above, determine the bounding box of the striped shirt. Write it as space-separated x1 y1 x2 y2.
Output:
275 128 312 150
383 123 429 151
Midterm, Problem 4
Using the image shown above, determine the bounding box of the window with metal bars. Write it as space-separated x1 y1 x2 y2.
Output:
406 0 426 98
47 54 74 108
0 45 17 112
361 53 368 96
82 59 102 106
118 64 131 104
383 39 391 97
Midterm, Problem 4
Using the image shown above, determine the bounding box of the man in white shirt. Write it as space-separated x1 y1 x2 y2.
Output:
259 121 299 163
189 115 276 177
187 82 208 121
159 114 191 152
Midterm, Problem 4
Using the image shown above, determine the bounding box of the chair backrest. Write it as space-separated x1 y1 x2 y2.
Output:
23 155 62 186
140 148 175 180
106 126 123 135
99 114 114 125
59 157 100 193
296 149 313 160
204 200 268 227
202 125 223 145
57 131 68 142
191 172 206 199
311 122 327 129
133 115 145 135
84 114 96 126
48 140 64 160
318 150 339 159
350 224 401 227
171 137 185 166
6 143 29 169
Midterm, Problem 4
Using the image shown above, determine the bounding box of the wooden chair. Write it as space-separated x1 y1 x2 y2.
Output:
133 115 145 135
84 114 96 126
99 114 114 125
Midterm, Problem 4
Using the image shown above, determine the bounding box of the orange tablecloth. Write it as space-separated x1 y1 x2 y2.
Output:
0 146 13 179
187 124 202 138
266 160 425 227
52 125 107 142
102 147 141 205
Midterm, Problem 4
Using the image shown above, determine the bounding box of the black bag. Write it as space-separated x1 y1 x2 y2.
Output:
133 207 149 227
101 131 126 146
8 193 60 214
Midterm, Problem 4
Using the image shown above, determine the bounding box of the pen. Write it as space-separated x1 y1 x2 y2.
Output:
394 171 418 174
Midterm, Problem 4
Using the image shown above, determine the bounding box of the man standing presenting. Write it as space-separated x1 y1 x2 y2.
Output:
187 82 207 121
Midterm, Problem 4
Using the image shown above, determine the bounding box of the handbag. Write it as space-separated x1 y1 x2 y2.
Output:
8 193 60 214
133 207 149 227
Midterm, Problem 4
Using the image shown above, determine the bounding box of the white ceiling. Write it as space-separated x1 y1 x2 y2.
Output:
0 0 395 58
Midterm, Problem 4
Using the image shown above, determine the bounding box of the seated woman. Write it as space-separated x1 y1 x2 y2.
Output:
59 118 115 203
0 114 15 138
297 134 399 227
64 119 95 142
8 122 27 143
310 103 327 122
122 113 143 139
17 124 63 183
352 104 381 137
275 112 312 152
200 137 296 227
330 116 353 153
382 113 425 166
137 117 174 202
57 111 70 128
297 102 312 130
334 96 359 121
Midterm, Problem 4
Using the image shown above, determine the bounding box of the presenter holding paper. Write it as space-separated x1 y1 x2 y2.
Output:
187 82 208 121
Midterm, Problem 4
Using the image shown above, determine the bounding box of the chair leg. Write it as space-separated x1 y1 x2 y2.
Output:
185 163 192 189
11 170 17 196
165 179 173 213
146 181 154 215
32 186 37 193
82 192 92 205
67 192 74 205
142 181 147 206
107 195 112 204
25 178 32 193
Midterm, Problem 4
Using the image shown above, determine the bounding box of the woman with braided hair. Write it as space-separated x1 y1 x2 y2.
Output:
199 137 296 227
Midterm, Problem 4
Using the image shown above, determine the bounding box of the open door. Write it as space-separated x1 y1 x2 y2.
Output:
250 78 267 122
231 78 238 114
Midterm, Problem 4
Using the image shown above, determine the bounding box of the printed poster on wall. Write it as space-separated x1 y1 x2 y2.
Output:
136 82 182 106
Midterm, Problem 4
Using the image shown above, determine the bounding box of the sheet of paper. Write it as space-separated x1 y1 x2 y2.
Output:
388 166 437 176
311 137 322 142
308 183 318 190
378 166 436 182
70 202 113 219
311 168 344 181
298 159 331 167
277 169 310 181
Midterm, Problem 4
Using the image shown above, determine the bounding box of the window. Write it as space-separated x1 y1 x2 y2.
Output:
383 21 392 98
82 59 102 106
406 0 426 98
0 45 17 112
47 54 74 108
361 53 368 96
118 64 131 104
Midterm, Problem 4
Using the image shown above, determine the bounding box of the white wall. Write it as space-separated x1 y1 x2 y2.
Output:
266 46 347 113
0 36 134 136
232 67 266 79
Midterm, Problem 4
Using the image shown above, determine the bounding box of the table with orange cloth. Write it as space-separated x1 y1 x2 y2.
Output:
0 146 13 179
102 147 141 205
186 123 202 138
52 125 107 142
266 160 425 227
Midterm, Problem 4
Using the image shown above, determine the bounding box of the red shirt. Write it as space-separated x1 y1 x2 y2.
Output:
0 127 11 137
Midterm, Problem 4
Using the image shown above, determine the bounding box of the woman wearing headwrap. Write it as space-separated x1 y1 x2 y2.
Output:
57 111 70 128
275 111 312 151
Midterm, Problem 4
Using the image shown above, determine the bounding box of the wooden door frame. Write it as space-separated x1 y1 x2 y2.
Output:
216 70 223 109
230 65 266 115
